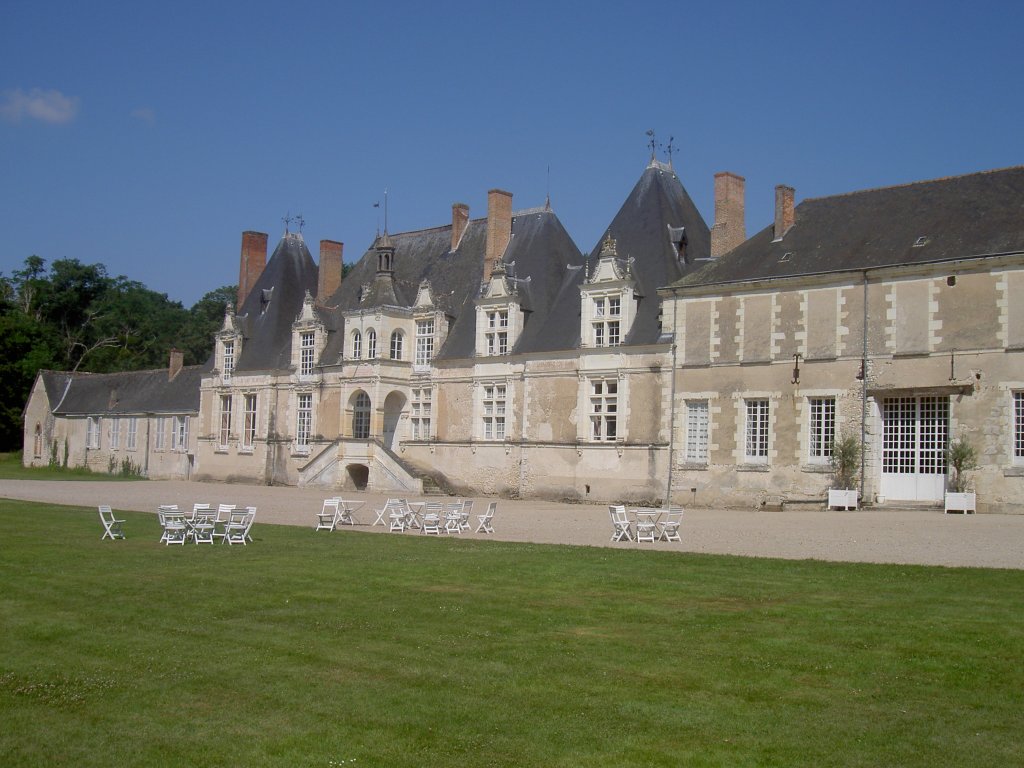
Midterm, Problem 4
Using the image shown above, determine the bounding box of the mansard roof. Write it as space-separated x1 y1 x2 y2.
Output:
670 165 1024 291
527 161 711 351
40 366 204 416
233 232 319 371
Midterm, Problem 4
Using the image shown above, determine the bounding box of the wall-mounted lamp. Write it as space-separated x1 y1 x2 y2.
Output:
791 353 802 385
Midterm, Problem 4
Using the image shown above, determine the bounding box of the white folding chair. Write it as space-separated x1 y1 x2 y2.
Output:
609 505 632 542
98 505 125 540
475 501 496 534
388 506 407 533
421 502 443 535
192 507 218 544
223 509 254 545
160 507 187 546
658 507 684 543
635 509 658 544
157 505 180 544
373 499 400 527
316 498 341 532
444 502 464 534
459 500 474 532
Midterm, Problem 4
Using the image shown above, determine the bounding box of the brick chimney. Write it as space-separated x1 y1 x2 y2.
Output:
451 202 469 252
237 231 268 309
168 348 183 381
773 185 795 241
710 172 746 257
484 189 512 282
317 239 343 303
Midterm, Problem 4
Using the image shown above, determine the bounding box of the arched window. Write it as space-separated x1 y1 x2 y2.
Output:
352 392 371 439
390 331 404 360
366 329 377 359
351 330 362 359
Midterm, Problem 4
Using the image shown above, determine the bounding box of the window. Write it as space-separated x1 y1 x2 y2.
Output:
172 416 189 451
685 400 709 463
590 379 618 441
808 397 836 462
1015 391 1024 463
366 329 377 359
352 392 371 439
592 295 621 347
126 417 138 451
33 424 42 459
223 340 235 379
745 399 770 463
485 310 509 356
242 394 257 450
482 384 507 440
415 319 434 368
155 418 166 450
300 331 315 376
296 393 312 450
390 331 404 360
109 418 121 450
351 331 362 359
219 395 233 449
86 417 101 449
411 388 431 440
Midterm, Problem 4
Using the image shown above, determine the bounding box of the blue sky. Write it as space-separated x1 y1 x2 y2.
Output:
2 1 1022 306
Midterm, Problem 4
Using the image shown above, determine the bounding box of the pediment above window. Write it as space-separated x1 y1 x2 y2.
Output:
414 279 434 308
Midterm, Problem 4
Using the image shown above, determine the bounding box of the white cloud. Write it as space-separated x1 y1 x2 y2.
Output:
0 87 80 124
130 107 156 124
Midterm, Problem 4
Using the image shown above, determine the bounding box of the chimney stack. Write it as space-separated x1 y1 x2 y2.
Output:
451 203 469 252
168 348 184 381
484 189 512 282
773 185 795 241
237 231 268 309
710 172 746 257
317 239 344 303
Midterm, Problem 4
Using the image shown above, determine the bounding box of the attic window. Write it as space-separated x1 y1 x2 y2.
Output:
913 236 930 247
260 288 273 315
779 252 793 262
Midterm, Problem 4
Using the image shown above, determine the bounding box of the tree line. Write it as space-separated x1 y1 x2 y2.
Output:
0 255 234 452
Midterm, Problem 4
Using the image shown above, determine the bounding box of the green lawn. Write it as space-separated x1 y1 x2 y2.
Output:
1 502 1021 767
0 452 143 481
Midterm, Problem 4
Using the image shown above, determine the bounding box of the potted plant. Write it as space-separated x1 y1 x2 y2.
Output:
828 433 861 510
944 436 978 513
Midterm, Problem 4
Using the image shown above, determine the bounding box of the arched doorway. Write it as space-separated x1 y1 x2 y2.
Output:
351 391 371 439
382 391 407 451
346 463 369 490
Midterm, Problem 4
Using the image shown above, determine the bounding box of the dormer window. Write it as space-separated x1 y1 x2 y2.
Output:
591 295 622 347
486 310 509 355
580 234 637 349
415 319 434 368
352 330 362 359
291 291 325 380
223 340 235 380
299 332 315 377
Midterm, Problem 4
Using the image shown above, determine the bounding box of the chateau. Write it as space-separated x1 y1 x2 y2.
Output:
23 159 1024 513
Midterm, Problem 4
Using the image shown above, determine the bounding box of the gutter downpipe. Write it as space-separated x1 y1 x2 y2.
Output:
860 271 868 503
665 297 679 507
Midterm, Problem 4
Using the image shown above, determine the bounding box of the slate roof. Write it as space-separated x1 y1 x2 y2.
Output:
670 166 1024 290
526 160 711 350
40 366 203 415
234 232 319 372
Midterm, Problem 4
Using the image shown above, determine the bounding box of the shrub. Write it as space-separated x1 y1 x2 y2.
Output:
830 433 861 490
947 436 978 493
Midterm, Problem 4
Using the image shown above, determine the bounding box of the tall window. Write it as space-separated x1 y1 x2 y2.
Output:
242 394 257 450
300 332 315 376
296 393 312 449
745 399 770 463
223 340 235 379
351 331 362 359
172 416 189 451
366 329 377 359
155 418 166 450
411 388 431 440
109 418 121 450
415 319 434 368
808 397 836 461
33 424 42 459
219 395 233 449
486 310 509 355
592 296 621 347
482 384 507 440
590 379 618 441
390 331 404 360
685 400 709 463
1014 391 1024 463
126 417 138 451
352 392 371 439
86 417 100 449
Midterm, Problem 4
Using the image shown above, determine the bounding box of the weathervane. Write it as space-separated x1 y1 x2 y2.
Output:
282 212 294 234
295 213 305 233
665 135 676 168
646 129 657 160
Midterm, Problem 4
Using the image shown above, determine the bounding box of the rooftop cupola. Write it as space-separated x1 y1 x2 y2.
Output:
376 231 395 275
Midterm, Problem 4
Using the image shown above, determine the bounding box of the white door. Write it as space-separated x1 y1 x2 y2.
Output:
880 396 948 501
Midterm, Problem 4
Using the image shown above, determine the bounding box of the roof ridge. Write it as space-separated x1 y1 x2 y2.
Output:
803 165 1024 204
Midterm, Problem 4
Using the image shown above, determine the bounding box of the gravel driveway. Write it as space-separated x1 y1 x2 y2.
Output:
2 478 1021 569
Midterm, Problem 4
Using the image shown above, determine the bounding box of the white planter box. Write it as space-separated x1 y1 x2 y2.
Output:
944 491 976 514
828 489 859 510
